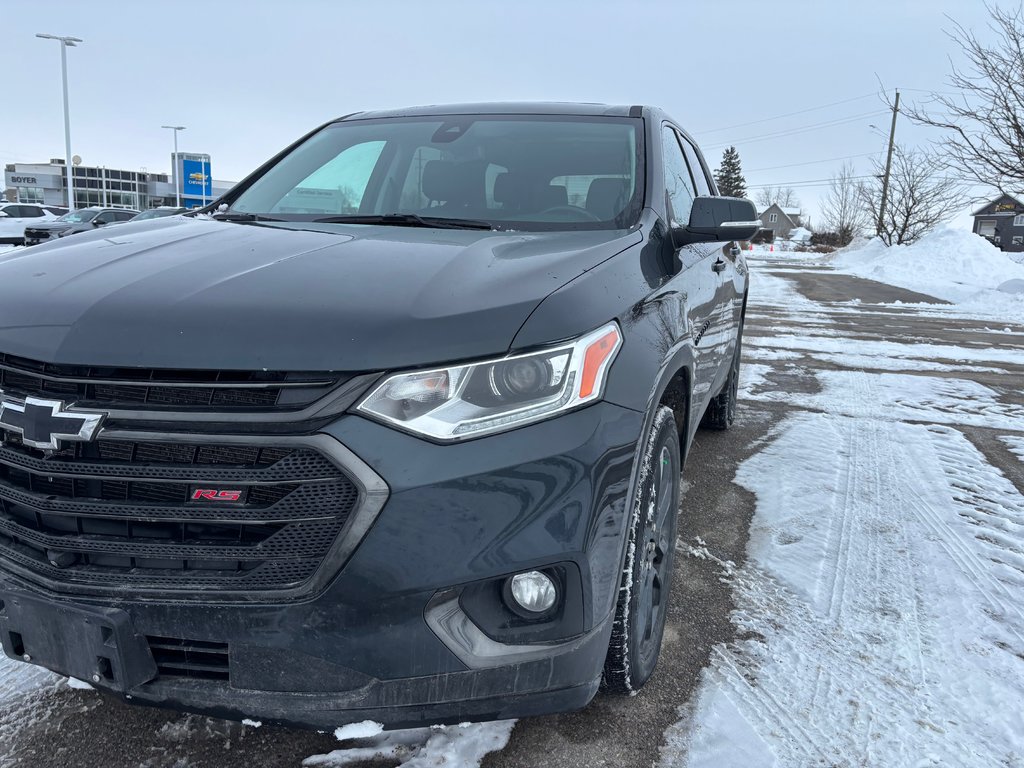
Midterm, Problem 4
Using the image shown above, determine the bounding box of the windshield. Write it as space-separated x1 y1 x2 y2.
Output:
230 116 643 231
58 210 97 223
132 209 178 220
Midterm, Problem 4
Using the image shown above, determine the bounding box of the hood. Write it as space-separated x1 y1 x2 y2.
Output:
25 221 74 231
0 217 640 371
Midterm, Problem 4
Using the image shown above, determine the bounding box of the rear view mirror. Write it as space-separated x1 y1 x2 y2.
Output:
673 196 760 246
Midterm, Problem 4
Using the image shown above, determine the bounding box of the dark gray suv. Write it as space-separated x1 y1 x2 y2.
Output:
23 206 139 245
0 103 756 730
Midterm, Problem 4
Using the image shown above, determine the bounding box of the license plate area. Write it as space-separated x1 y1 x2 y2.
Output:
0 591 157 692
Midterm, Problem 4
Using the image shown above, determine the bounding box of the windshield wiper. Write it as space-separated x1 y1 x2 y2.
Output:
311 213 497 231
210 212 285 222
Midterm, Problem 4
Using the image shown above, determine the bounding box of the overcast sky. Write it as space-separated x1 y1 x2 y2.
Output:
1 0 999 223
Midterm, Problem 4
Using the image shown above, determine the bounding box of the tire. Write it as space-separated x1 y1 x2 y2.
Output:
602 405 681 694
702 321 744 431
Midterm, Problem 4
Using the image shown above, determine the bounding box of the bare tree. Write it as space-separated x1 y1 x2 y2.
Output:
820 163 869 245
901 4 1024 195
776 187 800 209
858 147 966 245
753 185 800 210
754 186 778 208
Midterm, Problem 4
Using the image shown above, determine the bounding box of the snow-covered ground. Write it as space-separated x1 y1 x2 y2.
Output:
664 268 1024 768
832 225 1024 318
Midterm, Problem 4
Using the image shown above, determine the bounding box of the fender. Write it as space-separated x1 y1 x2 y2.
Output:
510 211 707 624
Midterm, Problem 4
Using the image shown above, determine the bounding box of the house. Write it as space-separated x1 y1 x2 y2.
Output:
758 203 803 239
972 194 1024 252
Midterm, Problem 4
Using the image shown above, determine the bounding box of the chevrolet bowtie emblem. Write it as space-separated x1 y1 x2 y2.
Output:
0 395 105 451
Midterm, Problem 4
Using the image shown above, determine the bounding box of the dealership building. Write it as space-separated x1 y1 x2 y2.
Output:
3 153 236 210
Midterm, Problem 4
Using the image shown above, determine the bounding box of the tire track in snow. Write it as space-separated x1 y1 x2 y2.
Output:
679 412 1024 768
902 427 1024 652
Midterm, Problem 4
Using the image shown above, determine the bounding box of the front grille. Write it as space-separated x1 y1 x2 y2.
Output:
0 353 346 413
0 433 362 596
147 635 230 681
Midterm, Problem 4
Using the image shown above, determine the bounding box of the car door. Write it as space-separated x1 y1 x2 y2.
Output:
679 132 743 392
661 124 722 407
92 211 115 229
0 205 34 241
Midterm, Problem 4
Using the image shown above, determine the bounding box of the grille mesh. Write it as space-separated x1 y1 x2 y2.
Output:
0 434 360 594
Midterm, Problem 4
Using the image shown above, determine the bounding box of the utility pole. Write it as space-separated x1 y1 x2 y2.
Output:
876 89 900 239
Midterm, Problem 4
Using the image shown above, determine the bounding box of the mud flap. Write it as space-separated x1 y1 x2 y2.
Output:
0 591 157 691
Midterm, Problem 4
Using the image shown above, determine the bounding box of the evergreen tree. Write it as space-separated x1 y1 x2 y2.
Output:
714 146 747 198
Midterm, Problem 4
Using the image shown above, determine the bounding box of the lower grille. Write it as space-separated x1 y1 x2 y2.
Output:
0 432 364 597
148 635 230 681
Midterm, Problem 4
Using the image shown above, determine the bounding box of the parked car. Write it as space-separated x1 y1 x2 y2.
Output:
0 203 60 245
0 103 756 730
22 206 139 245
129 206 186 222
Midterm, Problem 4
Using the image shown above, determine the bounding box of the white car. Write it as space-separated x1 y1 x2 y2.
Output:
0 203 64 246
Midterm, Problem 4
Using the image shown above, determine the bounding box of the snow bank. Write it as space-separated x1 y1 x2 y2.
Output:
833 225 1024 317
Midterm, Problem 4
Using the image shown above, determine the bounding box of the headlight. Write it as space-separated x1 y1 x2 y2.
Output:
357 322 622 441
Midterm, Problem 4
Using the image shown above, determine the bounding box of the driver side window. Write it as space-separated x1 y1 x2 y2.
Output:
662 126 696 227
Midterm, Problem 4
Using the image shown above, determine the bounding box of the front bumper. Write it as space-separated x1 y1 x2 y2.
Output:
0 402 643 728
22 229 59 246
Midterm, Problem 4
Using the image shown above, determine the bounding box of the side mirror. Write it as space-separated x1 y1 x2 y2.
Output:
93 219 106 227
0 211 8 218
672 196 760 247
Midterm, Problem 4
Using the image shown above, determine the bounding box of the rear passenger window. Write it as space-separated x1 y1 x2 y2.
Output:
661 126 696 226
22 206 44 217
679 137 713 197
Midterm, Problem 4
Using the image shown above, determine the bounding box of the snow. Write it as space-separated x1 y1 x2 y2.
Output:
664 262 1024 768
786 226 812 244
241 718 263 728
832 225 1024 317
304 721 515 767
999 277 1024 294
334 720 384 741
672 411 1024 767
1001 435 1024 462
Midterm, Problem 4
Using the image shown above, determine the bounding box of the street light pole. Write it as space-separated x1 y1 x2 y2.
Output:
161 125 186 207
36 33 82 211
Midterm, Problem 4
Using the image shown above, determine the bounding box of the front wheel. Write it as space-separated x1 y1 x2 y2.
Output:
602 405 681 694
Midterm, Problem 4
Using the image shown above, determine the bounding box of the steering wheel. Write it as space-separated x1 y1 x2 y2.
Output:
539 205 602 222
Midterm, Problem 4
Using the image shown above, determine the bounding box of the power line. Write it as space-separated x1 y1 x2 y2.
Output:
746 151 882 173
703 109 891 150
746 175 876 190
694 92 879 134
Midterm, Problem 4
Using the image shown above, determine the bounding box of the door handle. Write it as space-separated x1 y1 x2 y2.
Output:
712 259 727 273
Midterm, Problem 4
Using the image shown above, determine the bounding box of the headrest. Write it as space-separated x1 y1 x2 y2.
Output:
585 178 629 219
493 172 531 205
422 160 459 201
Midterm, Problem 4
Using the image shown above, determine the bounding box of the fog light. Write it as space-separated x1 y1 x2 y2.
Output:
508 571 557 614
